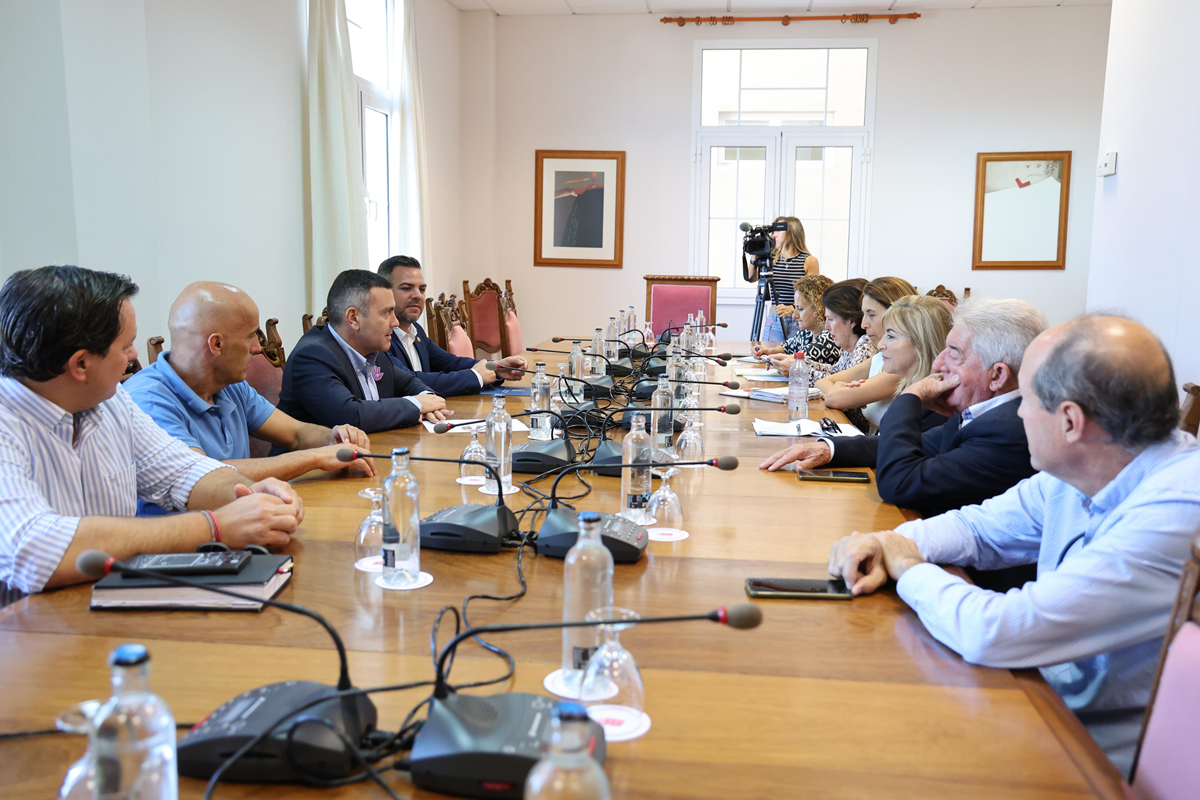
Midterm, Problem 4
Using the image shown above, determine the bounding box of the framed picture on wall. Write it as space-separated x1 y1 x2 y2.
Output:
534 150 625 268
972 151 1071 270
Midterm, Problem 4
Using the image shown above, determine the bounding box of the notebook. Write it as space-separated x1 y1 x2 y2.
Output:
90 555 293 611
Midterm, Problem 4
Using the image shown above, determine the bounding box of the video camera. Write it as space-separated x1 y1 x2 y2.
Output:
740 221 786 281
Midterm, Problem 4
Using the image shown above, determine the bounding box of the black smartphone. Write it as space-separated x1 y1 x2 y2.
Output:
796 469 871 484
125 551 251 576
744 577 853 600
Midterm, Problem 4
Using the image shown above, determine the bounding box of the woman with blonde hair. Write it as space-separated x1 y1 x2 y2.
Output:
814 276 917 431
877 295 954 396
754 216 819 343
753 275 839 369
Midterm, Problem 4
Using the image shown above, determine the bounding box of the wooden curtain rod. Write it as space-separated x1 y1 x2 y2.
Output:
661 12 920 27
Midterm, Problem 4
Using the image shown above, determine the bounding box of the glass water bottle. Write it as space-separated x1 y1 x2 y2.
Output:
530 361 553 441
620 413 653 524
485 395 513 494
561 511 613 693
524 702 611 800
381 447 421 587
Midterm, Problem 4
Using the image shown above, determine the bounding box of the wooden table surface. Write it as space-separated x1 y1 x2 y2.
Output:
0 341 1127 800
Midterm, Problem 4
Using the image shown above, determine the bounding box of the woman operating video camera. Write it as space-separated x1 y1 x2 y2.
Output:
759 216 819 343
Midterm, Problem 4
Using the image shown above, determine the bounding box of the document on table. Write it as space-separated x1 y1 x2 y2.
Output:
718 389 751 399
746 386 821 403
422 418 530 433
752 418 863 437
736 367 788 383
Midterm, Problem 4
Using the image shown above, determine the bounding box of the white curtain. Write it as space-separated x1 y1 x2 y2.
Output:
393 0 431 274
306 0 368 315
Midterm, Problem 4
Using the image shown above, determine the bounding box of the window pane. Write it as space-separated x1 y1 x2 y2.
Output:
821 220 850 281
707 218 739 286
793 147 824 219
827 49 867 126
707 145 767 289
735 147 766 219
740 49 827 90
799 220 823 272
363 106 389 270
701 50 740 127
708 147 739 218
739 89 826 127
347 0 388 88
823 146 853 219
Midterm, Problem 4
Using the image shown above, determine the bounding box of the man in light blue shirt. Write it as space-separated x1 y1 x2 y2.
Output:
828 315 1200 777
126 282 376 501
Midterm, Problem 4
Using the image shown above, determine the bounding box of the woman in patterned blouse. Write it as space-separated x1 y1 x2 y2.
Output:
754 275 839 369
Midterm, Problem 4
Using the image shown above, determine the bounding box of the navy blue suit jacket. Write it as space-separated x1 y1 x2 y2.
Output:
387 322 496 397
277 325 431 433
828 393 1035 517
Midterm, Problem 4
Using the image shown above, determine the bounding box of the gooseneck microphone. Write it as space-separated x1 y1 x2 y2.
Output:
547 456 738 507
430 604 762 699
336 449 509 509
432 408 572 435
77 550 355 691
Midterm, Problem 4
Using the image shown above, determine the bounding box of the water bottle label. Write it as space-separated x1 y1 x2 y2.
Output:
572 646 597 671
382 547 396 568
626 493 649 509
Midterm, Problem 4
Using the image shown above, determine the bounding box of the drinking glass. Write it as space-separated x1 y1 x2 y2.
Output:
580 607 649 742
675 419 705 466
647 473 683 532
355 488 384 572
459 430 487 485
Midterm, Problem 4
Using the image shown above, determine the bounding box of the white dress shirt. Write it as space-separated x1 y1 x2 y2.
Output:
328 325 425 411
0 378 231 593
960 388 1020 428
894 430 1200 777
393 326 483 387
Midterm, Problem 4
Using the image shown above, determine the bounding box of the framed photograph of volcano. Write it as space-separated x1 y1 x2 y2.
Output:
534 150 626 268
972 151 1071 270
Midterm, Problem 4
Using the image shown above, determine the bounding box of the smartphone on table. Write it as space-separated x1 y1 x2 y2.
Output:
744 577 853 600
793 468 871 484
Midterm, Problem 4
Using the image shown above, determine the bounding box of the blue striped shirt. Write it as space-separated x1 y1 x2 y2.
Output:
0 377 230 594
895 430 1200 776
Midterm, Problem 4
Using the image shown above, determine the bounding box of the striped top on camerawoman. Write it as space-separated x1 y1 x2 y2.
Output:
0 378 230 594
768 253 809 306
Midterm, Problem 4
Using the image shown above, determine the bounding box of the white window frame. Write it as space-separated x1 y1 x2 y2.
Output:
352 0 401 268
689 38 879 305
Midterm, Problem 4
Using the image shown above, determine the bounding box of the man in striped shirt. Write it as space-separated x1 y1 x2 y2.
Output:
827 315 1200 776
0 266 304 595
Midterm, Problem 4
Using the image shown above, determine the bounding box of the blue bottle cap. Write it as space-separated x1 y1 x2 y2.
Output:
109 643 149 667
553 701 589 722
392 447 409 456
578 511 601 524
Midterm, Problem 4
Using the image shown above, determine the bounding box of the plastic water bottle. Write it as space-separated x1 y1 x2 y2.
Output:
530 361 553 442
588 328 605 377
604 316 620 362
381 447 421 587
615 309 627 348
788 353 810 422
561 511 613 693
568 341 584 380
485 395 513 494
524 701 611 800
650 375 674 456
627 305 637 339
92 643 178 800
620 413 652 524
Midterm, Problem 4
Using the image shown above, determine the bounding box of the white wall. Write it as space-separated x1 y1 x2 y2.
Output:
441 8 1109 344
1086 0 1200 388
0 0 308 352
416 0 464 291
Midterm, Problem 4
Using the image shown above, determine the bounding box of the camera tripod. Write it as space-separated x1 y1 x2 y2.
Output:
747 255 775 343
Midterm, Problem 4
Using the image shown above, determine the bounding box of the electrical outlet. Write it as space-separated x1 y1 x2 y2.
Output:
1097 151 1117 177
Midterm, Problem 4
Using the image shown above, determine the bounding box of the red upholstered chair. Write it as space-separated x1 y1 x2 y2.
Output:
461 279 508 360
426 295 447 350
1128 528 1200 799
147 336 165 363
441 296 474 359
502 285 524 356
644 275 720 338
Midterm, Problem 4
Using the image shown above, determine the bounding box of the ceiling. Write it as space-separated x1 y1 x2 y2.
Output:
445 0 1110 17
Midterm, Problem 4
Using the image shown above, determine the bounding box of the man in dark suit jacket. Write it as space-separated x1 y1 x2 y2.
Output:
761 298 1048 518
277 270 451 433
378 256 527 396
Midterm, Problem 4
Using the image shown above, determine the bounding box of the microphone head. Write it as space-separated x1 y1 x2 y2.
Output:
335 448 358 462
717 352 732 360
77 549 113 577
551 336 564 343
713 455 739 470
722 403 741 416
715 359 727 367
739 222 752 232
485 360 499 370
433 422 451 434
725 603 763 630
716 322 729 328
725 380 740 390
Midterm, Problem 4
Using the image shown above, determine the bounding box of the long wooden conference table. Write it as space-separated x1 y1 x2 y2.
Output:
0 340 1127 799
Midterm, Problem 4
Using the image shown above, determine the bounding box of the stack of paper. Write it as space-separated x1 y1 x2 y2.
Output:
745 386 822 404
752 418 864 437
735 367 788 383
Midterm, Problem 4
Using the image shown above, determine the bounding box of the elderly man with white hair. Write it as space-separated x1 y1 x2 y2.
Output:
825 315 1200 777
762 298 1048 518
